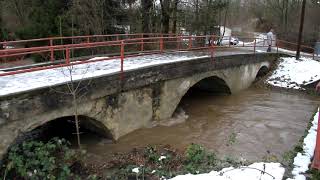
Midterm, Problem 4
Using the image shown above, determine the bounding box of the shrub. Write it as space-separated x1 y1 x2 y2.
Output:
2 138 78 180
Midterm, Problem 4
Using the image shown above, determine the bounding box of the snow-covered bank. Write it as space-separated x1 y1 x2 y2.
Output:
287 109 319 180
170 162 285 180
0 53 208 96
267 57 320 89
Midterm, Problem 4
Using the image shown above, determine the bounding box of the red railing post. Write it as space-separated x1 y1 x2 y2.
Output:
188 36 192 49
50 39 54 62
160 36 164 53
312 109 320 170
211 35 215 60
120 40 125 80
177 36 181 50
141 34 144 52
3 42 7 63
65 48 70 64
254 39 256 54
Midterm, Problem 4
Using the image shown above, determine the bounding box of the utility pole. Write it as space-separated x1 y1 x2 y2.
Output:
296 0 306 60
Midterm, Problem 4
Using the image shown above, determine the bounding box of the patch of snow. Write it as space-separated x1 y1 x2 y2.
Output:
159 156 166 161
267 57 320 89
287 108 319 180
170 162 285 180
255 50 265 53
277 48 314 57
0 54 209 96
88 56 109 61
132 167 139 174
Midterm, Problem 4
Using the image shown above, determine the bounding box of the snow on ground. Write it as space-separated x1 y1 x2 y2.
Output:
0 53 209 96
267 57 320 89
287 109 319 180
170 162 285 180
276 47 316 58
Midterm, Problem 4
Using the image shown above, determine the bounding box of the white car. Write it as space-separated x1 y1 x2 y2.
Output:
220 36 239 45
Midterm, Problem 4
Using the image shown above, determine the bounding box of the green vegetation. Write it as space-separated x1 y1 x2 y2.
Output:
104 143 245 179
0 139 245 179
227 132 237 146
0 138 92 180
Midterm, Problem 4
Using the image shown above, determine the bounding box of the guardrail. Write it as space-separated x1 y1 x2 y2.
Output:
0 34 316 77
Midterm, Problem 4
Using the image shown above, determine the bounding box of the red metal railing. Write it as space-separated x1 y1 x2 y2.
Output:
312 108 320 170
0 34 316 77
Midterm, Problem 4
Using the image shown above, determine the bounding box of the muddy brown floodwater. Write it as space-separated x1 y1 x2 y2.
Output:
80 87 320 162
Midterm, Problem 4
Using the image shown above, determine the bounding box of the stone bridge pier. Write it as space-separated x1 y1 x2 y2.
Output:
0 53 278 161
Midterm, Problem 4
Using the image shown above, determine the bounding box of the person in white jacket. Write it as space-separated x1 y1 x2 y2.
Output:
266 29 274 52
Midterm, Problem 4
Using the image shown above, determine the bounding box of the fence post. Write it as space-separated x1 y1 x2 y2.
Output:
188 36 192 49
253 39 256 54
177 36 181 50
66 48 70 64
160 36 164 53
211 35 215 60
312 108 320 170
120 40 125 80
50 39 54 62
141 34 144 52
3 42 7 63
313 49 315 60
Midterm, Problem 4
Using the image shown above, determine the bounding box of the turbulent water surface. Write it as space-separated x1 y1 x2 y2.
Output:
79 87 319 161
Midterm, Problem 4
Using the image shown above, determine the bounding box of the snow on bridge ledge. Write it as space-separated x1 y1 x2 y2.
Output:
0 53 209 97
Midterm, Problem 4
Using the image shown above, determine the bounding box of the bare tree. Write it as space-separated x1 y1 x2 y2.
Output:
141 0 154 34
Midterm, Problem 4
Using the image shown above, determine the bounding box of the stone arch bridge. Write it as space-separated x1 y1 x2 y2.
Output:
0 52 278 160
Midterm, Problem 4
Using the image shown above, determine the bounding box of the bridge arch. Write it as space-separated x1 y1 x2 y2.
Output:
256 65 269 79
12 115 113 146
156 74 231 120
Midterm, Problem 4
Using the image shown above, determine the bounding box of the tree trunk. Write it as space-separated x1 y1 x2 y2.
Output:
284 0 288 34
73 93 81 149
141 0 153 33
0 0 3 44
172 0 178 34
195 0 199 34
160 0 171 33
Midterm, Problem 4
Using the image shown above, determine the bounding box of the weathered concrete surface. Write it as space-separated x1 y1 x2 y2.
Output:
0 52 279 160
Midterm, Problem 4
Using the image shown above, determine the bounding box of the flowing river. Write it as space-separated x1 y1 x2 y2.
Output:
78 87 319 162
